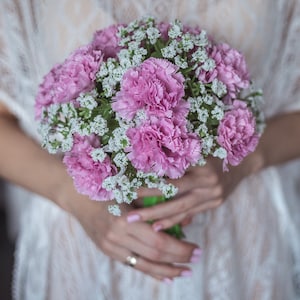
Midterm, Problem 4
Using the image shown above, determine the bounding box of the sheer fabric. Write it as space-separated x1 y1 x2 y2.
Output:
0 0 300 299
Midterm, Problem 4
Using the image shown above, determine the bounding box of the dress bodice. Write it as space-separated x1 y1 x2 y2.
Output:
1 0 299 136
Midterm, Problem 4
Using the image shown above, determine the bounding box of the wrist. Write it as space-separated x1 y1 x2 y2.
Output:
54 173 116 220
53 173 82 215
241 146 265 178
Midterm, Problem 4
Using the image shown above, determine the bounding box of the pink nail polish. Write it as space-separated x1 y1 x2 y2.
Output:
190 248 202 263
127 214 140 223
153 224 163 232
181 270 193 277
163 278 173 284
192 248 202 256
190 255 201 263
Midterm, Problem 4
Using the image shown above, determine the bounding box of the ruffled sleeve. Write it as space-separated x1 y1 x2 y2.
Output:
263 0 300 117
0 0 40 138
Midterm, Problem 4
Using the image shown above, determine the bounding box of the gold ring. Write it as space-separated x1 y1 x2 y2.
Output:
125 255 138 267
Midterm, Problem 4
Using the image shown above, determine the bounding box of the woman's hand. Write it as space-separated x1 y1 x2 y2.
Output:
0 106 201 282
127 154 262 232
59 179 202 282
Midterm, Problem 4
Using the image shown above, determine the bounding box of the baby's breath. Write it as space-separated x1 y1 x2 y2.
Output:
91 148 107 162
181 34 195 52
211 79 227 98
213 147 227 159
197 108 209 123
192 48 208 63
61 135 73 152
102 176 117 191
211 105 224 120
78 94 98 110
161 45 177 59
203 94 214 105
108 204 122 216
174 55 188 69
133 30 146 42
168 20 182 39
90 116 108 136
107 127 129 152
194 30 209 47
159 182 178 198
201 58 216 72
202 135 214 154
146 27 160 44
113 152 128 168
187 97 200 112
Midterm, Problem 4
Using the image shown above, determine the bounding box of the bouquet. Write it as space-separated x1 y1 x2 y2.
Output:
35 17 264 237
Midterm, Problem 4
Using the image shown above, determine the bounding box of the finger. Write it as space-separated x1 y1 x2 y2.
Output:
127 186 222 233
128 223 202 263
127 197 194 223
151 198 223 231
101 239 192 280
104 217 198 264
180 215 193 226
127 188 210 223
152 211 190 232
152 193 224 231
106 223 185 263
167 168 218 194
191 198 223 213
139 256 193 280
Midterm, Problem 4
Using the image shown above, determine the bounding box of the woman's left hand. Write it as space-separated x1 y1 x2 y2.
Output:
127 156 257 231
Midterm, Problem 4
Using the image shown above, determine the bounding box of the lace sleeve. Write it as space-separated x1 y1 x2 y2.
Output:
0 0 39 137
263 0 300 117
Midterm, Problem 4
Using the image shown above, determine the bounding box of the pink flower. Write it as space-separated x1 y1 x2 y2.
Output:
126 118 201 178
183 24 201 35
112 58 185 120
157 22 170 40
63 134 117 200
92 25 122 59
198 43 250 100
217 100 259 170
35 45 103 118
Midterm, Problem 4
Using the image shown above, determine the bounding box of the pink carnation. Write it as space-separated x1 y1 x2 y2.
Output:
112 58 185 120
157 22 171 40
126 118 201 179
63 134 117 201
183 24 201 35
198 43 250 100
92 25 122 59
35 45 103 118
217 100 259 171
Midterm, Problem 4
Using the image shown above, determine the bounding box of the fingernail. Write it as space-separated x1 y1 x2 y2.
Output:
192 248 202 256
181 270 193 277
190 249 202 263
153 224 163 232
190 255 201 263
127 214 140 223
163 278 173 284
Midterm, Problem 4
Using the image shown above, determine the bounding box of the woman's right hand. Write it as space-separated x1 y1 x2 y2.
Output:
58 178 202 282
0 106 201 282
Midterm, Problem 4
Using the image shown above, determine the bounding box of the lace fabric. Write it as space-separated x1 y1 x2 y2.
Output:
0 0 300 299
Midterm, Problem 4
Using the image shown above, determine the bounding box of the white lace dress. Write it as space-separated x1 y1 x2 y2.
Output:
1 0 300 299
